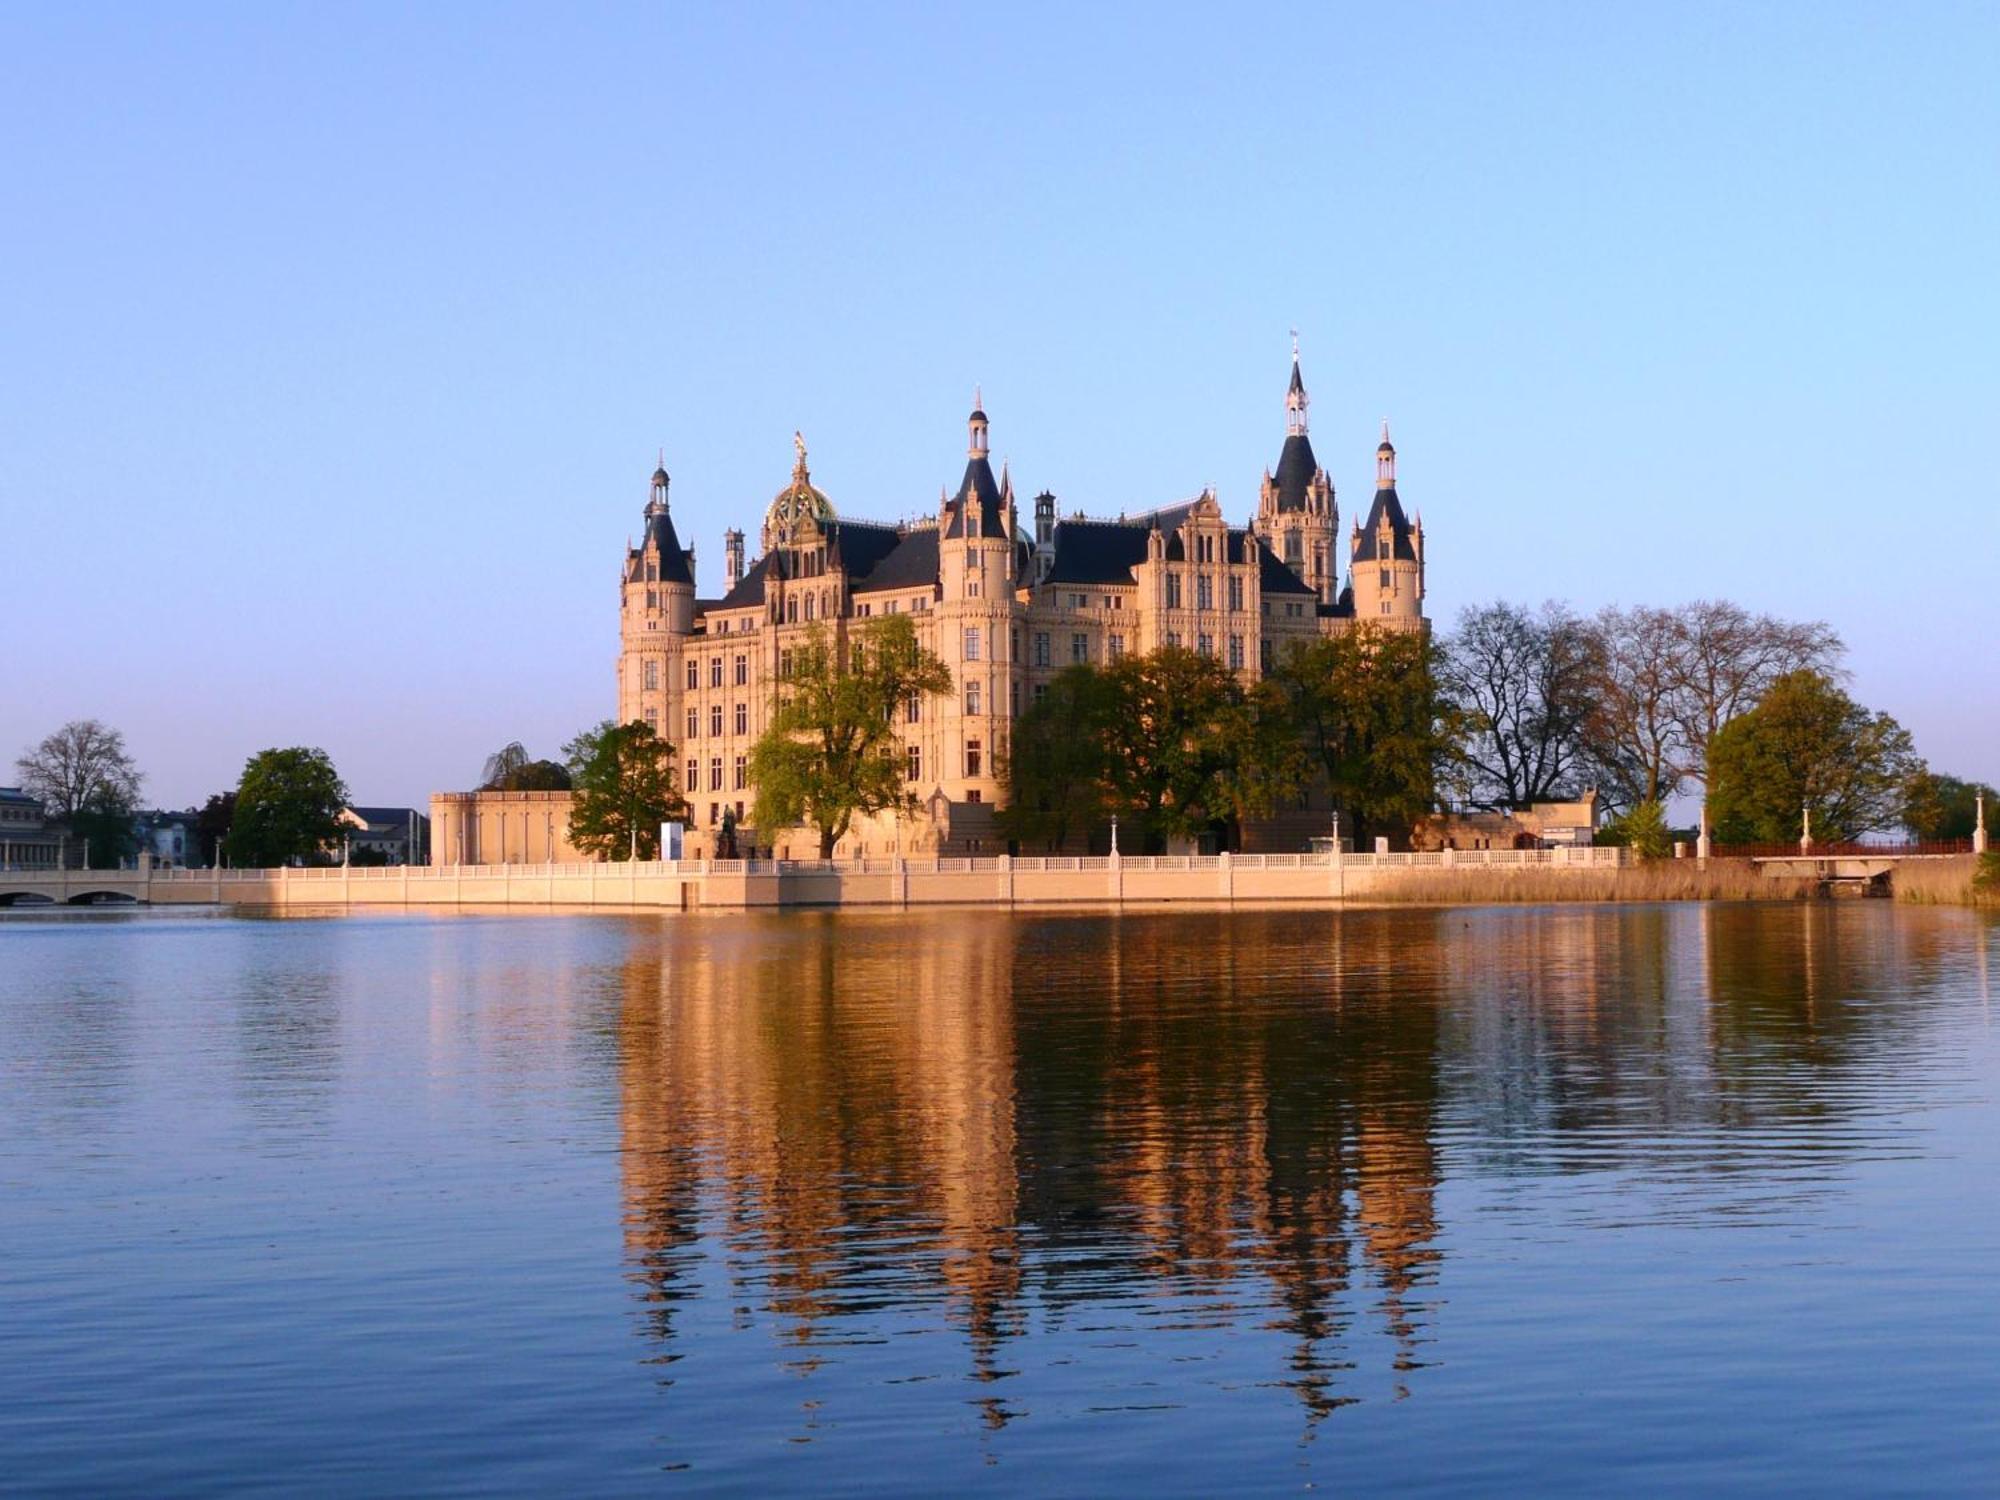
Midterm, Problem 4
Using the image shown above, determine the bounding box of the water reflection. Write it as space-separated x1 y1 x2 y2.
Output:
614 903 1982 1440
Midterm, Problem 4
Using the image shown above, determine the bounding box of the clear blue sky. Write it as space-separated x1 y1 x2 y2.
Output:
4 3 1994 808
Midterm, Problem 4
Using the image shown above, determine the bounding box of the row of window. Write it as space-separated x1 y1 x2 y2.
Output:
1028 630 1127 666
686 756 750 792
678 703 752 738
1161 573 1249 611
662 743 993 798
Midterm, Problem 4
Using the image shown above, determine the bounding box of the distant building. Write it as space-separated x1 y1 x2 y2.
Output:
613 349 1429 857
428 791 580 865
0 788 65 870
132 809 200 868
338 806 431 865
1412 793 1602 853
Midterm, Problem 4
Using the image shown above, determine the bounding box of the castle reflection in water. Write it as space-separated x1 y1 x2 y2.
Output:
610 903 1980 1425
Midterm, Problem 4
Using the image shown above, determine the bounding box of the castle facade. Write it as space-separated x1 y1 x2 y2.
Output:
616 352 1427 856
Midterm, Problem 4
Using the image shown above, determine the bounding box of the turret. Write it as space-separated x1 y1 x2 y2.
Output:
1348 421 1425 629
617 454 697 728
968 387 989 459
724 528 745 591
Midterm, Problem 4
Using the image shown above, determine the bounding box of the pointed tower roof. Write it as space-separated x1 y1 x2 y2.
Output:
947 394 1005 538
1353 424 1416 563
1273 340 1320 512
641 461 695 584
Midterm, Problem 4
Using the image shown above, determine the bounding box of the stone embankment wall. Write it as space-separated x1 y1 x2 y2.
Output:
128 847 1628 910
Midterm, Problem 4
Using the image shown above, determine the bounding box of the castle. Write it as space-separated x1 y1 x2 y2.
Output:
616 349 1427 857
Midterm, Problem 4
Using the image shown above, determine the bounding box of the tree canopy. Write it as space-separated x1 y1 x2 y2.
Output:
1707 670 1923 844
749 614 953 858
1438 601 1596 809
1900 772 1997 843
230 747 350 867
479 741 572 792
999 664 1121 852
564 719 687 860
16 718 142 812
1269 626 1448 845
1003 646 1300 854
195 790 237 866
14 720 145 867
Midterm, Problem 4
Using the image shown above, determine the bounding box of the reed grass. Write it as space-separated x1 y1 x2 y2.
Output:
1892 854 2000 908
1363 859 1817 905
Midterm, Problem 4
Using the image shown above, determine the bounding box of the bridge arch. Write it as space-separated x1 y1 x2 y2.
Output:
0 890 57 906
64 890 140 905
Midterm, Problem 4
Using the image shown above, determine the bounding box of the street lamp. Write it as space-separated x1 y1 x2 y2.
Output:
1110 814 1119 857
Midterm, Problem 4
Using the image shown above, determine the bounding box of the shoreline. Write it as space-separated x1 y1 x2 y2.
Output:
5 853 1990 914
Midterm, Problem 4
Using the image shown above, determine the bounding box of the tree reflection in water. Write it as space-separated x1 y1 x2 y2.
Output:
615 903 1970 1441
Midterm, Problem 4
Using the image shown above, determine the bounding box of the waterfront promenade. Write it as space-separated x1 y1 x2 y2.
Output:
2 845 1627 910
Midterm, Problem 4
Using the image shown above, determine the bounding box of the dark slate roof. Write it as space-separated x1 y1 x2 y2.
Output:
1288 359 1305 396
715 551 776 610
1045 507 1309 594
943 454 1005 538
1044 519 1153 585
645 507 696 584
827 519 903 580
350 805 425 828
1271 433 1319 513
1351 486 1418 562
1258 547 1316 596
851 527 939 593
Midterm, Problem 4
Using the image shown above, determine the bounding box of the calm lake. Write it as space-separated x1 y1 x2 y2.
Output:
3 902 1997 1495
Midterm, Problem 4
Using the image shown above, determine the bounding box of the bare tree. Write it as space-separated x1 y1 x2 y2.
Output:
1439 602 1596 808
1581 605 1689 813
479 741 531 791
1668 601 1843 791
16 719 144 817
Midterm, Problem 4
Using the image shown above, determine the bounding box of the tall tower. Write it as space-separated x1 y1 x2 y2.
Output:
1254 339 1340 604
937 391 1018 807
723 528 745 591
1348 422 1425 628
618 460 696 730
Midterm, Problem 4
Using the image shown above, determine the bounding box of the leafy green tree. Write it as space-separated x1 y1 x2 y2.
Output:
1901 772 1997 842
480 741 572 792
231 747 350 867
1272 626 1448 846
999 665 1119 851
195 790 237 866
750 615 953 858
1667 599 1843 796
1599 797 1671 859
563 719 687 860
1096 647 1272 853
1707 671 1924 844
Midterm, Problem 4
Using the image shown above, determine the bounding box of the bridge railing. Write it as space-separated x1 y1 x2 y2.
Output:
1716 840 1974 859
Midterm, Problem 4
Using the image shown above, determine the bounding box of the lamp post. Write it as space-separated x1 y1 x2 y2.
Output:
1801 801 1813 854
1976 791 1989 856
1109 814 1119 857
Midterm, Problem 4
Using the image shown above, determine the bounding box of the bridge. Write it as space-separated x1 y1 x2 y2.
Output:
1735 841 1982 894
0 867 155 905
